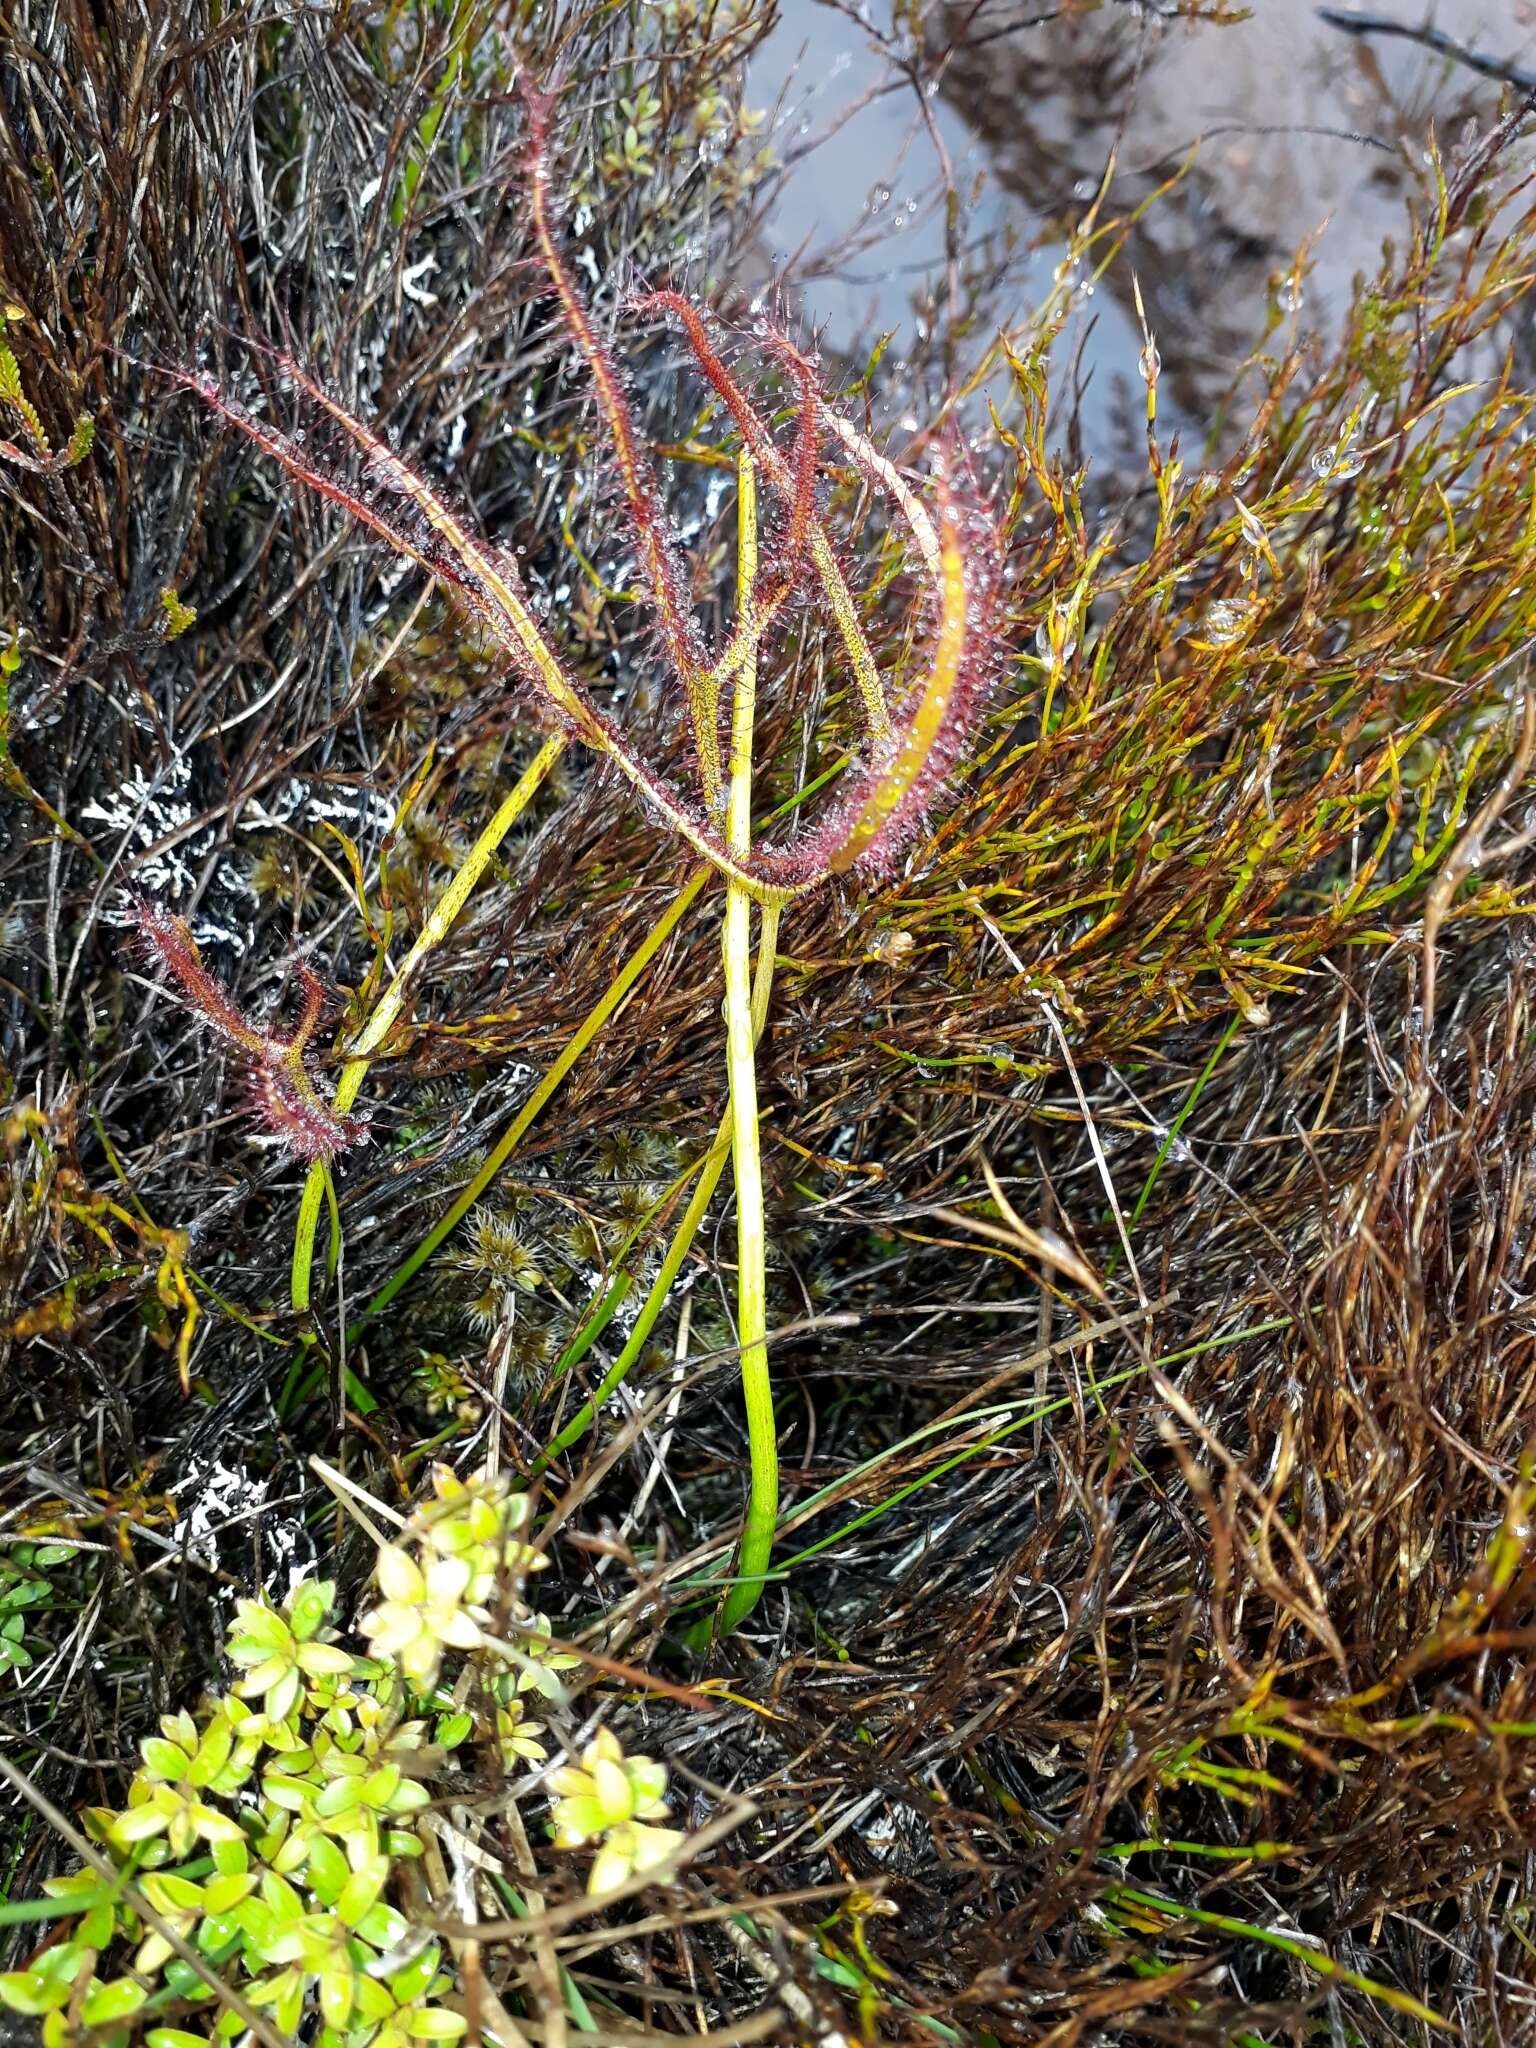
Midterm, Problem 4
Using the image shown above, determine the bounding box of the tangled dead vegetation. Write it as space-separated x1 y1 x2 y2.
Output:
4 1 1536 2041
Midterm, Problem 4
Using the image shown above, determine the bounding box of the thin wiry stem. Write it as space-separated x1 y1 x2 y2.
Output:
691 337 822 702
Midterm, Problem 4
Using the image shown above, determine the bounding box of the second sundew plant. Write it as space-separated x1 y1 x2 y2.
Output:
153 82 1003 1629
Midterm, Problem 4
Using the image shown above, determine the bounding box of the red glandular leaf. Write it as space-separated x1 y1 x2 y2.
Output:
130 900 366 1163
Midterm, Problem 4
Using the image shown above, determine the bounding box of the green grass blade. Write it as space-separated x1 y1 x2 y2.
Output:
1106 1885 1452 2030
291 736 564 1313
1130 1010 1243 1228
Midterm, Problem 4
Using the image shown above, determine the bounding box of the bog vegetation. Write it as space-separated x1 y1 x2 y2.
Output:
3 1 1536 2043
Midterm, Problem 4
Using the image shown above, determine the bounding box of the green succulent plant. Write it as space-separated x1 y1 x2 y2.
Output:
549 1728 685 1897
0 1539 75 1675
0 1464 687 2044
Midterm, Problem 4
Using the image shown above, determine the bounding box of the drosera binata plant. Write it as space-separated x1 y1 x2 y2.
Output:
152 79 1003 1630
